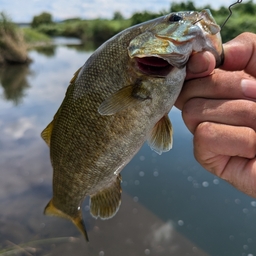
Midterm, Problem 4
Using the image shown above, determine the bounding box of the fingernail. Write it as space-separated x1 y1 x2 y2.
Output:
241 79 256 99
187 52 211 74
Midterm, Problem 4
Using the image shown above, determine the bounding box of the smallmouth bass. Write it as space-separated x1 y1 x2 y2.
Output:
42 10 223 241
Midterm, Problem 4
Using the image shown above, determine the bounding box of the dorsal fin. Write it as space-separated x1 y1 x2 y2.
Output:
90 174 122 219
70 67 82 84
147 114 173 155
41 68 82 146
41 121 54 146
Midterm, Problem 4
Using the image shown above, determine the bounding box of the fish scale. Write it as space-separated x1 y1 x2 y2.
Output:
42 9 223 241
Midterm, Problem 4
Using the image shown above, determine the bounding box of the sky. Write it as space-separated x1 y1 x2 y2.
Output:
0 0 246 22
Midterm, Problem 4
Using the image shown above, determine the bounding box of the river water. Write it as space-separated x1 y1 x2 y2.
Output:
0 40 256 256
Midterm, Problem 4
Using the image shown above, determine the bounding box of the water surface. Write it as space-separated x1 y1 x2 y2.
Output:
1 42 256 256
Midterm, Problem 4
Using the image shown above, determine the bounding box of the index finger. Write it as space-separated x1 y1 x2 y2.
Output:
221 32 256 76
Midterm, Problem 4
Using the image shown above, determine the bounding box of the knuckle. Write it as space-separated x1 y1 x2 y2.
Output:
238 100 256 125
193 122 214 147
182 98 206 128
247 128 256 157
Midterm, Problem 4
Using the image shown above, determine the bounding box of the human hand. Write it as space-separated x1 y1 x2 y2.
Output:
177 32 256 197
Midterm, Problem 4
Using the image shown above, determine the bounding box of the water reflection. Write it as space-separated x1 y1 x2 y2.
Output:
0 64 31 105
1 42 256 256
33 46 56 57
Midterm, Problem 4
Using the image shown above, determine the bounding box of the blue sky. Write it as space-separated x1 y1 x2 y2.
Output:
1 0 244 22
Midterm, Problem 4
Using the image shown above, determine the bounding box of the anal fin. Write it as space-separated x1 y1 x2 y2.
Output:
147 114 173 155
90 174 122 219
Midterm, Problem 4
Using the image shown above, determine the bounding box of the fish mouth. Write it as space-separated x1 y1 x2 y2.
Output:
135 57 173 77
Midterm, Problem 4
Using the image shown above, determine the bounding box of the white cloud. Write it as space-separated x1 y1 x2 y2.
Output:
4 117 35 139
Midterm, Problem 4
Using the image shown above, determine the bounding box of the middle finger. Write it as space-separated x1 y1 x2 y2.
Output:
176 69 253 110
182 98 256 133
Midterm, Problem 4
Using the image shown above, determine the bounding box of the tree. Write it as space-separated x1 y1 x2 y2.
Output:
113 11 124 20
238 0 256 15
130 11 159 26
170 1 197 12
31 12 53 28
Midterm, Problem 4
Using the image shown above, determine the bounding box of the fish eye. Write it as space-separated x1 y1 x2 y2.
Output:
168 14 183 22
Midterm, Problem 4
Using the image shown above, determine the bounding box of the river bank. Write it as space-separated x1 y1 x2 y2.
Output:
0 13 30 65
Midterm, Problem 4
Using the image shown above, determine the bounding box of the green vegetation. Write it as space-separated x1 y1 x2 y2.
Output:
31 12 53 28
0 12 29 64
171 1 197 12
22 27 51 45
130 11 161 26
24 0 256 47
32 18 131 47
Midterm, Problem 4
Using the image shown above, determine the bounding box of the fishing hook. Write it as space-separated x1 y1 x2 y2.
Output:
221 0 243 29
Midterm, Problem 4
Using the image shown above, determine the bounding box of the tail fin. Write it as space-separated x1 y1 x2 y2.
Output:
44 199 89 242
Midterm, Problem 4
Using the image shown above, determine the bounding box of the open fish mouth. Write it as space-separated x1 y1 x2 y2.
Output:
135 57 173 77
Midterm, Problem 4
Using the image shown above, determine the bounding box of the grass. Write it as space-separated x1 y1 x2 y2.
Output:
0 237 79 255
0 12 29 64
22 27 51 47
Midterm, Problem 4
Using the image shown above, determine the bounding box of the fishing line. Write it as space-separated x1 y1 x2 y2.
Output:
192 18 203 25
221 0 243 29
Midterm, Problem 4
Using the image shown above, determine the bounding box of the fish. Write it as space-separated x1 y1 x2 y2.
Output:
41 9 223 241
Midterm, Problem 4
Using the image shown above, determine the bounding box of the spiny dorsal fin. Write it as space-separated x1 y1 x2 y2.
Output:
41 69 81 146
44 199 89 242
41 121 54 146
70 67 82 84
90 174 122 219
147 114 173 155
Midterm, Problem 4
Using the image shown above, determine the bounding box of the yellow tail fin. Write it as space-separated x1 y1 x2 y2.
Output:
44 199 89 242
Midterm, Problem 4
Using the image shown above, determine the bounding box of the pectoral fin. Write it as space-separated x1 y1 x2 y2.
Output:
98 83 151 115
44 199 89 242
90 174 122 219
98 85 138 115
147 114 173 155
